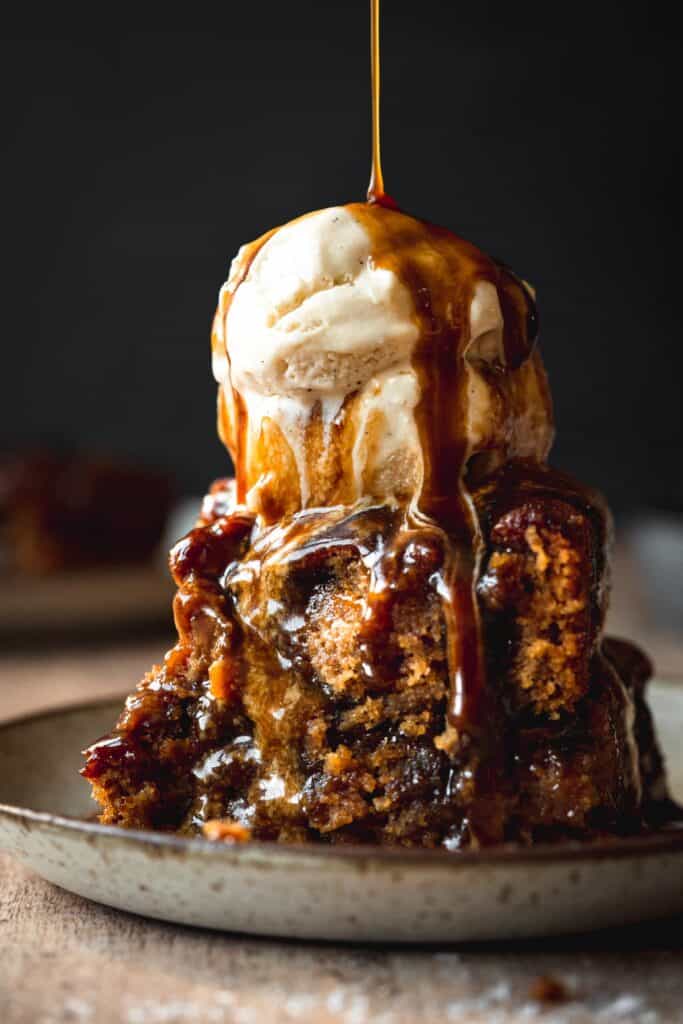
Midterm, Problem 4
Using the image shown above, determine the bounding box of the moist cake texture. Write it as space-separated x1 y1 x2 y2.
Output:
83 204 673 848
83 468 669 847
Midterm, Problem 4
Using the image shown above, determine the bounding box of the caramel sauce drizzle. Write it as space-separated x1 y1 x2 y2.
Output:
360 2 537 732
211 4 541 758
351 204 537 731
211 227 278 504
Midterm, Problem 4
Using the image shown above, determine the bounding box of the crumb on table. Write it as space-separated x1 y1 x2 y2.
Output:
529 975 571 1005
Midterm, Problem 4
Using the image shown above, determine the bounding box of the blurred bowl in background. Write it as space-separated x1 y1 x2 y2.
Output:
627 517 683 632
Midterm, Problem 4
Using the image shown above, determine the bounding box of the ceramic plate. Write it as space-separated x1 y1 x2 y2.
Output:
1 683 682 942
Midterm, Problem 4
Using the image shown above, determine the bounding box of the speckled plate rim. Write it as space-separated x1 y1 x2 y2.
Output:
3 686 683 940
1 691 682 870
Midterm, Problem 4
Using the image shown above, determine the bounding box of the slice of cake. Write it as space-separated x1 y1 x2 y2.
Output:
83 204 672 848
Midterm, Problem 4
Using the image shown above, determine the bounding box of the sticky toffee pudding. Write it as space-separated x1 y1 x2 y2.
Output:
82 2 673 849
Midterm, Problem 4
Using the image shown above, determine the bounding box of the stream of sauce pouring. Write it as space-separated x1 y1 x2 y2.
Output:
367 0 396 208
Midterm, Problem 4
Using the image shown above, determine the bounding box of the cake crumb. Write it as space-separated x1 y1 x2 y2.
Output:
202 819 252 843
434 723 459 753
525 524 550 573
324 745 355 775
208 657 237 702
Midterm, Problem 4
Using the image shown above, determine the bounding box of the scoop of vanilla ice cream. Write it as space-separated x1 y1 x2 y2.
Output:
212 205 553 517
226 207 419 398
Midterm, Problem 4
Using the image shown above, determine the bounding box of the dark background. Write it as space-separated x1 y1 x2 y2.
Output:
2 4 681 518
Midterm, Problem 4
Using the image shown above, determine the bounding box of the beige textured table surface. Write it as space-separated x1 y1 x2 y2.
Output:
1 849 682 1024
1 559 682 1023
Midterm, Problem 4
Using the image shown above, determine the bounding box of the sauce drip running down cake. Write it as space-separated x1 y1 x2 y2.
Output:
82 3 673 847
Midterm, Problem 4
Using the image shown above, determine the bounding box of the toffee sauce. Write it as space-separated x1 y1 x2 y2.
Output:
351 203 539 733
